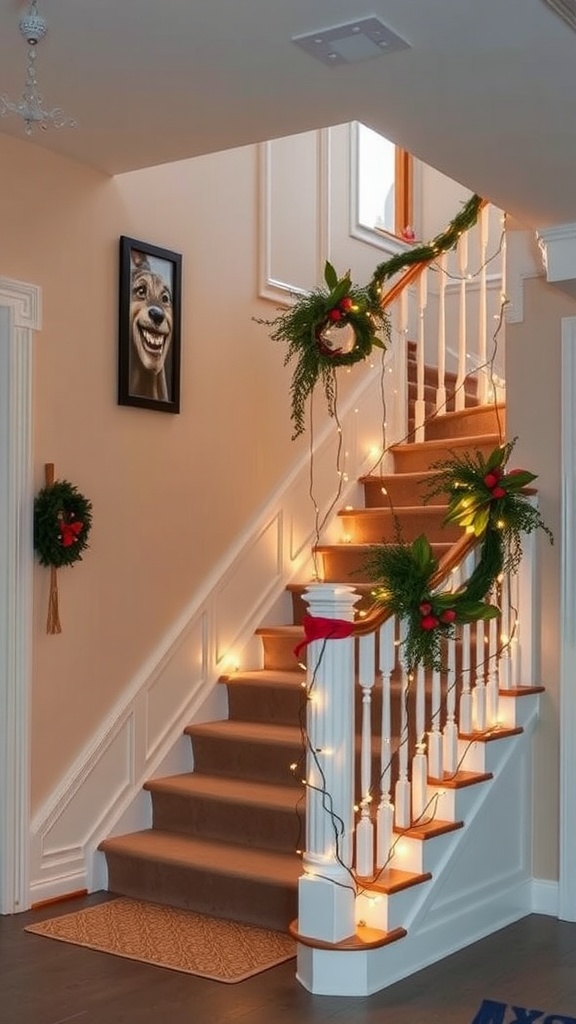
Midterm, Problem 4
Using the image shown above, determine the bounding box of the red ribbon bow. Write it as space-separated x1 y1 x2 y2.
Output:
293 614 354 659
60 520 83 547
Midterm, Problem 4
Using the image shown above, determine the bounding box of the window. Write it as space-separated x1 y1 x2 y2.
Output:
356 122 413 241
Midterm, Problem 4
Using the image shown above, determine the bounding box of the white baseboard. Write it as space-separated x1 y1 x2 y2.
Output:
531 878 559 917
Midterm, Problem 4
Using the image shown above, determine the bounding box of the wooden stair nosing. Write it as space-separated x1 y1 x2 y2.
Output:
289 920 407 951
356 867 432 896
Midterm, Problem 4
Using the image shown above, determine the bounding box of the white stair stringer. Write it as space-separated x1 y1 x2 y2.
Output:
295 692 541 996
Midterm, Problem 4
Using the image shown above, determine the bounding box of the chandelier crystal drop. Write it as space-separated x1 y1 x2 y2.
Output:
0 0 76 135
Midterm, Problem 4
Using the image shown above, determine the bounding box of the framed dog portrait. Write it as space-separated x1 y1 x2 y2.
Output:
118 236 182 413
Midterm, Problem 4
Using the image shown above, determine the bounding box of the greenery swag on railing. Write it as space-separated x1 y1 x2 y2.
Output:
364 440 552 671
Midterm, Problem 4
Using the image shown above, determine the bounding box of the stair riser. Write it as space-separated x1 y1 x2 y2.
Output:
187 732 302 786
149 790 301 853
316 545 449 582
392 440 497 474
387 829 458 874
362 476 442 508
226 680 304 725
104 852 298 931
337 510 461 545
424 408 505 441
426 782 488 823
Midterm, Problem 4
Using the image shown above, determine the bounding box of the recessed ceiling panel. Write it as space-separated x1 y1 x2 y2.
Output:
292 17 410 67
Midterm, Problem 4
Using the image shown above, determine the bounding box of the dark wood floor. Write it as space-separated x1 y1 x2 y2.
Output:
2 893 576 1023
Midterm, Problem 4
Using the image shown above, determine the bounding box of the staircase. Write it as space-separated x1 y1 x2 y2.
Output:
100 394 520 939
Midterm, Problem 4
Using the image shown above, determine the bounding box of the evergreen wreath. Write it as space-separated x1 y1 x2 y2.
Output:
255 261 389 439
256 195 485 439
34 479 93 569
364 534 499 672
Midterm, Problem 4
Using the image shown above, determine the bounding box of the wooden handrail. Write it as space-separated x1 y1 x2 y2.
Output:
352 532 478 636
380 197 490 312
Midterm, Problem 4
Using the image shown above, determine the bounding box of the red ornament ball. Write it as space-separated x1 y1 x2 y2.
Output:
328 308 342 322
419 602 432 615
440 609 457 623
492 486 506 499
421 615 439 631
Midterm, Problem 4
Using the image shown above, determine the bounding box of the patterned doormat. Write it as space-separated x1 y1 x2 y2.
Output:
25 897 296 983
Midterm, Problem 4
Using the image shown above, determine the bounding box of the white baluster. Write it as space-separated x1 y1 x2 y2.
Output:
395 632 412 828
499 573 513 690
356 632 375 877
477 204 489 403
459 621 473 734
486 606 500 725
443 635 459 773
436 253 447 414
414 273 428 442
298 584 357 943
472 619 487 731
411 663 428 821
456 229 468 411
377 617 395 869
428 664 443 779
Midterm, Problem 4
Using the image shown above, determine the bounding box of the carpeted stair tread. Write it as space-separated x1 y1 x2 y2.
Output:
185 718 301 745
222 668 304 684
100 829 301 884
145 771 302 811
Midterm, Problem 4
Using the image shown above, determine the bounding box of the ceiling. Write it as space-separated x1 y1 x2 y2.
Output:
1 0 576 230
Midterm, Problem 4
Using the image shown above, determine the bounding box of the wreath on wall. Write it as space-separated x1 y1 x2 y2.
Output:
34 475 93 634
365 441 553 671
256 194 485 439
256 262 389 439
34 479 93 568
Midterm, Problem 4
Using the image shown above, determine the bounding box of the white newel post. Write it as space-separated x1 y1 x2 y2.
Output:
298 584 358 944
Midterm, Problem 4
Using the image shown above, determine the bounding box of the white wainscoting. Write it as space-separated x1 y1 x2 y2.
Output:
29 361 389 905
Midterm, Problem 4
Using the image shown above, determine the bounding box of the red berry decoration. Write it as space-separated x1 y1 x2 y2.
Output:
421 615 439 631
440 609 457 623
328 308 342 322
419 602 432 615
339 297 353 312
492 486 506 499
483 472 498 489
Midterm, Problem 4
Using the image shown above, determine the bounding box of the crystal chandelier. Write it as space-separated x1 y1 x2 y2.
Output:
0 0 76 135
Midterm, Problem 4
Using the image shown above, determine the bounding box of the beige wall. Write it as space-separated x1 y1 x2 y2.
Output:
1 132 322 809
506 265 574 880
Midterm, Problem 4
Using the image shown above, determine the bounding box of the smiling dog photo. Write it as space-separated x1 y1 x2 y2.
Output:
118 236 182 413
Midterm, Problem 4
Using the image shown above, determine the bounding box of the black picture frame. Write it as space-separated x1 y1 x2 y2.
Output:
118 236 182 413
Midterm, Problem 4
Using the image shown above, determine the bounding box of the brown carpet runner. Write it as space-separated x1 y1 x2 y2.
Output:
25 897 296 984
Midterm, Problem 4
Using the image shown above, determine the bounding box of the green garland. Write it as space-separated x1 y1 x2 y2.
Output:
368 194 484 300
34 480 93 569
364 535 499 672
365 441 553 672
256 262 389 439
257 195 484 438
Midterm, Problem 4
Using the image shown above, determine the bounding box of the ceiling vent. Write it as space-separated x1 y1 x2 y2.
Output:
292 17 410 67
541 0 576 31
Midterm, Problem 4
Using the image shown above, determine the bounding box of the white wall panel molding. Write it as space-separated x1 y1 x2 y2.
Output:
559 318 576 921
505 229 543 324
0 276 40 914
258 129 330 304
29 360 388 905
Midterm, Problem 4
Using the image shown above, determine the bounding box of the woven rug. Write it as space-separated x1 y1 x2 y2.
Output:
25 897 296 983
